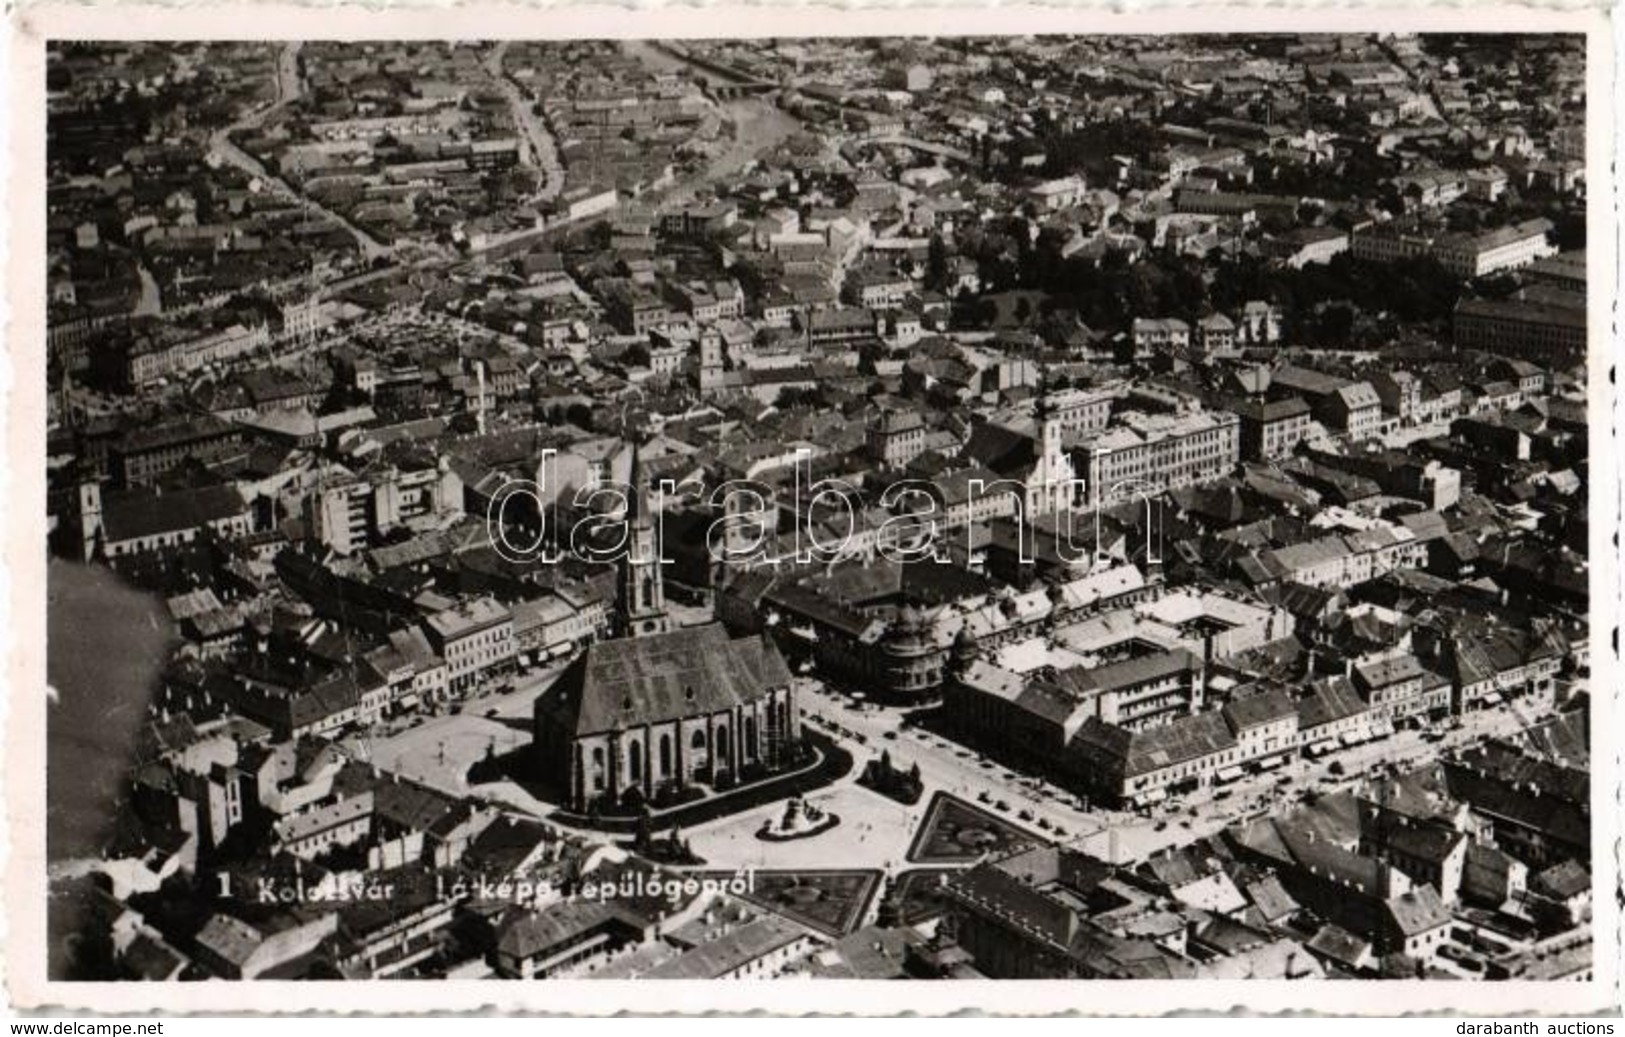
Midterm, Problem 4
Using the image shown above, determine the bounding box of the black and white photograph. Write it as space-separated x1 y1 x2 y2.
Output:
6 4 1616 1018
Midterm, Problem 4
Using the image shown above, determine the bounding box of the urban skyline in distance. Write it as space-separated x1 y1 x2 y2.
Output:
43 30 1593 987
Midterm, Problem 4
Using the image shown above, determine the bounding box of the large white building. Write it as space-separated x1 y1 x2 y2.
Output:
423 597 517 694
1352 218 1555 279
306 460 464 556
1081 409 1241 507
1431 219 1558 278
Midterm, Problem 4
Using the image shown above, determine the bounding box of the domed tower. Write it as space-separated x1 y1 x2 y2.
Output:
948 623 980 681
881 605 939 703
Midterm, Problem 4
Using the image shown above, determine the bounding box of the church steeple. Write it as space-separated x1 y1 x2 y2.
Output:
617 436 671 638
1029 363 1070 517
626 436 651 525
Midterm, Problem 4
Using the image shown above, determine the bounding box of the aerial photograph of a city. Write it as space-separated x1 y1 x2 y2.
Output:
40 31 1594 986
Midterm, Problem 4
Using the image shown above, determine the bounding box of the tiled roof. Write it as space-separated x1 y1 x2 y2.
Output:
1058 648 1199 695
495 901 625 961
1532 859 1589 900
102 484 249 543
1222 687 1296 731
1298 676 1368 730
1305 923 1371 968
642 914 805 979
541 623 791 737
195 914 263 969
1385 884 1450 937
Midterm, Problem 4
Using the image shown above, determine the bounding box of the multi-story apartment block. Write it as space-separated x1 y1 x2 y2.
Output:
423 597 517 695
1082 410 1240 506
1233 396 1314 461
306 461 463 556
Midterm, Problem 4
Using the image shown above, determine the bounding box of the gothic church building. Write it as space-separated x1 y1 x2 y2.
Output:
533 438 800 813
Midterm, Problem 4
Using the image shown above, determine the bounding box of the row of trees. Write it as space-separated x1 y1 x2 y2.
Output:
941 225 1478 348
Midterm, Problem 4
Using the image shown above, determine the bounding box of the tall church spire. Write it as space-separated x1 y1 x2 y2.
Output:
626 435 652 526
617 434 671 638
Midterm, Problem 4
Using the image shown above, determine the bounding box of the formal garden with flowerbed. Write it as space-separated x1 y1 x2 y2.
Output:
699 868 884 939
905 791 1043 864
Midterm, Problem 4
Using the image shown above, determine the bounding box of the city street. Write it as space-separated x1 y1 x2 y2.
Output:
207 41 390 262
678 776 923 873
794 675 1566 866
482 41 563 201
356 652 1567 874
360 659 571 796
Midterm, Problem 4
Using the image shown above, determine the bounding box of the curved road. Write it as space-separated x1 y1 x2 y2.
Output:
208 41 391 262
482 41 564 202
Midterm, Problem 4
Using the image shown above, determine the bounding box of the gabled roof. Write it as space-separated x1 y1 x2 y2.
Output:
1108 710 1237 779
1306 923 1372 969
1385 884 1450 936
1222 687 1297 732
1244 874 1299 922
1532 859 1589 900
962 421 1037 477
495 901 626 961
643 914 805 979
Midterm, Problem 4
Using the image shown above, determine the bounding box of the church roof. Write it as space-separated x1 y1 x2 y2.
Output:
540 624 791 737
961 421 1037 478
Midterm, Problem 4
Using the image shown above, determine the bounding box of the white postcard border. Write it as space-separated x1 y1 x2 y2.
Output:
3 2 1618 1016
